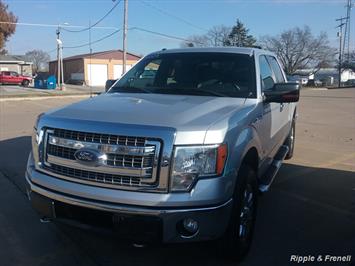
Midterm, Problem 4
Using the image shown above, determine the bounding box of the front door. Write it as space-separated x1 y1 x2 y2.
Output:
257 55 286 159
10 72 21 84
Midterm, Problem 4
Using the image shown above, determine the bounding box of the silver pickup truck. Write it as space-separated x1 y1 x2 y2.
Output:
26 47 299 260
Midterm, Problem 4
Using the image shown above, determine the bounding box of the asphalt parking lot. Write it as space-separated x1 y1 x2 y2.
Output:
0 88 354 266
0 84 104 98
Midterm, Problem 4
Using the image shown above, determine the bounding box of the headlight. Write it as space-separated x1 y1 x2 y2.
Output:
32 113 45 165
34 112 44 131
171 144 227 192
33 113 45 144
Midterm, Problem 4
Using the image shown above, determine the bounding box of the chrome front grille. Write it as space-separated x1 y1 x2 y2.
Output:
42 128 161 190
44 164 142 186
52 128 146 146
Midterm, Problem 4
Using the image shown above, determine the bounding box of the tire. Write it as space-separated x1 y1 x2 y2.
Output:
219 164 258 262
22 80 30 87
284 119 296 160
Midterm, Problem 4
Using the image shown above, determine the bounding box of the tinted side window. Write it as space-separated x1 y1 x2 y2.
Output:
267 56 285 83
259 55 274 91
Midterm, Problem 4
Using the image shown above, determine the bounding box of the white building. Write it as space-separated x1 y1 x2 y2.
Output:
293 68 355 85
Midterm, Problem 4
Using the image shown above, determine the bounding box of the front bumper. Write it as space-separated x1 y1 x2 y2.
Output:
25 171 233 243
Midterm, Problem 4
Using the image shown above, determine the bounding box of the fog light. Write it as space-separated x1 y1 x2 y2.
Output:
183 218 199 234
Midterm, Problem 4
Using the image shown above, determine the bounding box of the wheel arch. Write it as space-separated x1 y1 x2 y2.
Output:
240 147 259 173
226 126 262 192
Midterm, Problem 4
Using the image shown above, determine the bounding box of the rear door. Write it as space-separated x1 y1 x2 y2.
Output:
1 71 11 83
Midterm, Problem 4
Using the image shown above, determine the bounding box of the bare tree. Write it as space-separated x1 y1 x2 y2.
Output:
261 26 336 75
206 25 231 47
0 1 17 53
182 25 231 47
25 49 50 73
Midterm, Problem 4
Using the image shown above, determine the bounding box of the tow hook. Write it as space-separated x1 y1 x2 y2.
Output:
40 217 52 223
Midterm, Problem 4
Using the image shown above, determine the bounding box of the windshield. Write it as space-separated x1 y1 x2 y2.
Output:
109 52 256 98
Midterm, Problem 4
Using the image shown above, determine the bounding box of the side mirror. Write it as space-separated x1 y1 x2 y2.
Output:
105 79 117 92
263 82 300 103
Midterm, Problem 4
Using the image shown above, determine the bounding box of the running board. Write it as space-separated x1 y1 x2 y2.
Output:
259 145 289 193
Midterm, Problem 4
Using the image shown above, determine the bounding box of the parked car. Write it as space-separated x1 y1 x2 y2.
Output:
0 71 32 87
344 79 355 87
307 79 323 87
288 75 309 85
26 48 299 261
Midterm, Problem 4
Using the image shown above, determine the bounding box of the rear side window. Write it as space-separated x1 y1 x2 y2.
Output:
267 56 285 83
259 55 274 91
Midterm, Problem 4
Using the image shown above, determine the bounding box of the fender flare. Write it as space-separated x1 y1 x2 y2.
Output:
226 125 262 190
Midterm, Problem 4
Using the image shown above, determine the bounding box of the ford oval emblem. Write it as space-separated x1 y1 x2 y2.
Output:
74 149 104 166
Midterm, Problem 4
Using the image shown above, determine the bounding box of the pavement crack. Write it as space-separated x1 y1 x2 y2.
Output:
0 170 27 199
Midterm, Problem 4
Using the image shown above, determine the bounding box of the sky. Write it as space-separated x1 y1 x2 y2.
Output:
4 0 355 59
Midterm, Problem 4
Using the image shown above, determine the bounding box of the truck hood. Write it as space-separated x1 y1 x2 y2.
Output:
46 93 256 144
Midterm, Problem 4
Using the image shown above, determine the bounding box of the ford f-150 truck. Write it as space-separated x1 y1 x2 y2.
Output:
0 71 32 87
26 47 299 261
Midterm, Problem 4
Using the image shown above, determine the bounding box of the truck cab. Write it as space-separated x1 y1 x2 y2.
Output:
26 47 299 261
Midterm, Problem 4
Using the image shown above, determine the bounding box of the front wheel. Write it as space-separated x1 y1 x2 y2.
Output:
22 80 30 87
219 164 258 262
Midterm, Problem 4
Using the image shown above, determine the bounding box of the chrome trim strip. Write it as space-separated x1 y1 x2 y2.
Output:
48 135 155 156
145 140 161 184
26 174 233 215
38 167 159 191
46 154 153 178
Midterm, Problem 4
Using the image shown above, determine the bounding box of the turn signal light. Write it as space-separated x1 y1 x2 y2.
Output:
216 144 228 175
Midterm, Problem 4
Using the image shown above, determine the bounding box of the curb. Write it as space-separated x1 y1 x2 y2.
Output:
0 94 98 102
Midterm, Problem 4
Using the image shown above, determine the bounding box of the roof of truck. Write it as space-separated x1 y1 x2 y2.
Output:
152 47 274 57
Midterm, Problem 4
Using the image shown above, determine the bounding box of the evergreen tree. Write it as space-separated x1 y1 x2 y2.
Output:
224 19 256 47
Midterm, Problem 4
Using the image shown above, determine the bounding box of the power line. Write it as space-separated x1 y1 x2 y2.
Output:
63 26 199 50
62 0 122 33
0 21 117 30
63 29 121 49
138 0 207 32
129 26 203 44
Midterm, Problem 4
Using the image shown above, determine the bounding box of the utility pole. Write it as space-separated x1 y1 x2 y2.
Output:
60 43 64 89
336 17 346 88
343 0 352 62
122 0 128 76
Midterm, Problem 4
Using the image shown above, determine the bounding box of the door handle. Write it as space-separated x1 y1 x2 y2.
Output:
253 115 262 124
280 103 284 111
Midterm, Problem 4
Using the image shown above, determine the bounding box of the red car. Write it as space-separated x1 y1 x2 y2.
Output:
0 71 32 87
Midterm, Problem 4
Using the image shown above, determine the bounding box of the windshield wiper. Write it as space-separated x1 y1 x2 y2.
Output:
109 86 153 94
188 88 229 97
154 87 228 97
